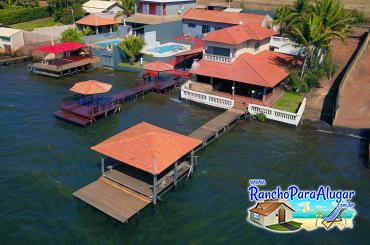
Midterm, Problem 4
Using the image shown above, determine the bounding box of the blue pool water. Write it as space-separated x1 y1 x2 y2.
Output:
96 40 121 47
149 44 182 54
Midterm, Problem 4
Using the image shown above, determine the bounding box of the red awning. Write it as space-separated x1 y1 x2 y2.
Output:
33 42 87 54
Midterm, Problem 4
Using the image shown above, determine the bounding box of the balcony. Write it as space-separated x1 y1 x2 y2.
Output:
204 53 232 63
180 81 234 109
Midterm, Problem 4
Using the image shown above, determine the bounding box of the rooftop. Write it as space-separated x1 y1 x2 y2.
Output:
191 51 299 88
76 13 122 26
249 202 294 216
126 13 182 25
0 27 22 37
203 24 277 45
183 8 266 26
91 122 202 175
82 0 117 14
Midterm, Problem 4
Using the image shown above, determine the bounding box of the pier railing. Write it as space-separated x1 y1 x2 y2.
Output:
90 98 120 116
248 98 306 126
181 81 234 109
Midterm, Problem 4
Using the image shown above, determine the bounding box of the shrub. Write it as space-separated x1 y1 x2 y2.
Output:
61 28 82 43
118 36 145 64
59 4 85 24
255 112 267 122
81 26 94 36
0 7 50 25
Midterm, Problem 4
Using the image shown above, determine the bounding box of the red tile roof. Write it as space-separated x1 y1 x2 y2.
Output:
91 122 202 175
144 61 174 72
190 51 298 88
249 202 294 216
76 14 122 26
204 24 277 45
33 42 87 54
183 9 266 26
69 80 112 95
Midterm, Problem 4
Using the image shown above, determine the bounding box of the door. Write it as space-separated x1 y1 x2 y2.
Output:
4 44 12 55
278 208 286 223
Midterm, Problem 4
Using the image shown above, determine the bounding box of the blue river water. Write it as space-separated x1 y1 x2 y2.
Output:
0 64 369 244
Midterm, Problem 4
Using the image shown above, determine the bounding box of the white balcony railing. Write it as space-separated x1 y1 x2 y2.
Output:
181 82 234 109
248 98 306 126
204 53 232 63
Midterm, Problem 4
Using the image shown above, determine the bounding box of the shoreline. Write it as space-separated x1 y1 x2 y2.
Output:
294 218 354 230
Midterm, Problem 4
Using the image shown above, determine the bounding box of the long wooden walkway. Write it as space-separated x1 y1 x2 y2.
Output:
0 56 31 66
73 106 247 223
190 107 246 150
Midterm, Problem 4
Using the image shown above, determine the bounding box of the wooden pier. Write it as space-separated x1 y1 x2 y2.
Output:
73 105 247 224
0 56 31 66
190 107 247 151
55 81 180 126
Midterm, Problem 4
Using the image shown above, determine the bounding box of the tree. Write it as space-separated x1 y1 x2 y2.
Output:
273 6 298 36
239 0 247 10
116 0 136 18
315 209 324 227
118 35 144 64
59 3 84 24
61 28 82 43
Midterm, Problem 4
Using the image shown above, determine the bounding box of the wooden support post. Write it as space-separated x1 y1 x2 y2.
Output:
153 175 157 205
190 151 194 174
174 161 178 186
101 157 105 176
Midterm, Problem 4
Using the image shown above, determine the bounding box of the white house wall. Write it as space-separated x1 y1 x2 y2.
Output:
263 204 293 226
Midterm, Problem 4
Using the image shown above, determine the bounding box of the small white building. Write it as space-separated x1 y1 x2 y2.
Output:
0 27 24 55
249 201 295 227
83 0 122 14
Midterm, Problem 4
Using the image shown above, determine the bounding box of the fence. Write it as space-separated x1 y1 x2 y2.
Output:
82 25 131 44
33 25 75 38
333 29 370 123
248 98 307 126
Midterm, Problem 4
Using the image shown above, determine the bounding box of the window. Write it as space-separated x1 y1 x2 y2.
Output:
255 41 261 50
202 25 210 34
253 213 260 220
215 26 223 31
0 36 11 42
188 23 196 28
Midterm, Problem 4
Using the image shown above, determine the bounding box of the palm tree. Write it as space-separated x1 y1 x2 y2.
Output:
273 6 298 36
118 35 145 64
116 0 136 18
315 209 324 227
294 0 311 15
290 13 332 79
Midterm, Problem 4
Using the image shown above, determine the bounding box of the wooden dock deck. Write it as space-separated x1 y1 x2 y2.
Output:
55 82 180 126
73 106 247 223
0 56 31 66
73 177 151 223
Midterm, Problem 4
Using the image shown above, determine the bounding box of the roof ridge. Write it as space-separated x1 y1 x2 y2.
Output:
225 27 239 44
239 55 270 86
242 24 258 40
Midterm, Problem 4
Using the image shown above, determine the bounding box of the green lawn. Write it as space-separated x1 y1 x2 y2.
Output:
10 17 61 31
272 92 304 113
266 224 290 231
287 221 303 228
118 62 144 69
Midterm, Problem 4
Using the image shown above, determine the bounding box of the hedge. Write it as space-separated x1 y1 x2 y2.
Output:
0 7 50 25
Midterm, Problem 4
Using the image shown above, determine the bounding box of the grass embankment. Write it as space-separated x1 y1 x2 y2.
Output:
272 92 304 113
10 17 61 31
118 63 143 69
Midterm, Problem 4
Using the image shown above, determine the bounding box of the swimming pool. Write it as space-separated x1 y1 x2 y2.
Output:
96 40 121 47
149 44 183 54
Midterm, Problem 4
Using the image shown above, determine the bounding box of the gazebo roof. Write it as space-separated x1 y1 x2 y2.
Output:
69 80 112 95
76 13 122 26
91 122 202 175
33 42 87 54
144 61 174 72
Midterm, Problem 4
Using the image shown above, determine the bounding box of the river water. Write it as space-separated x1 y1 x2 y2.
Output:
0 65 369 244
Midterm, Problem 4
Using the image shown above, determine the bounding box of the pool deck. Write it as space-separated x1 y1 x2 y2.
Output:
142 42 191 58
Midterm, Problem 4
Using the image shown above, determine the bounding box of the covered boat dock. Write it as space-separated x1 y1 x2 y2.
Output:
73 122 202 222
30 42 94 78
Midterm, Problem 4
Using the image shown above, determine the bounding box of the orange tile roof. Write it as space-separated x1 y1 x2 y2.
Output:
91 122 202 175
249 202 294 216
183 9 266 26
69 80 112 95
191 51 299 88
204 24 277 45
76 14 122 26
143 61 174 72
